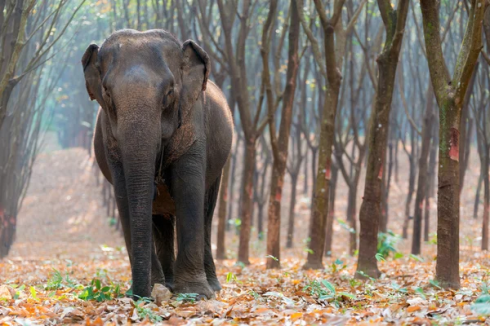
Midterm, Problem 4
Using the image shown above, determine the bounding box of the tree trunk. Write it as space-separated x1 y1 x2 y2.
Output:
357 0 409 278
423 193 431 242
303 151 309 195
257 203 264 240
459 65 478 193
302 0 348 269
237 140 256 265
216 157 231 260
286 174 298 248
266 0 300 268
307 148 318 226
475 175 483 219
402 155 416 239
226 140 239 231
394 137 399 183
347 185 358 255
380 141 393 233
482 156 489 250
435 100 461 288
425 117 438 241
420 0 484 289
324 162 338 257
412 85 434 254
304 81 340 269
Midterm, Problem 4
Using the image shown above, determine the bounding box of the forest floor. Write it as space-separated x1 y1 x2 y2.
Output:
1 147 490 325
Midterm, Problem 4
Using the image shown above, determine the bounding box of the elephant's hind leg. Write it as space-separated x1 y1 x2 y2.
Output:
204 176 222 292
153 214 175 291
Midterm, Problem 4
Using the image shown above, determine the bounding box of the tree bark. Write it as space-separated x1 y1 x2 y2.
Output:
420 0 484 289
381 140 394 230
412 85 435 255
324 162 338 257
266 0 300 268
402 150 416 239
425 116 438 241
480 137 490 250
217 0 266 264
237 140 256 264
347 185 358 255
459 66 478 193
300 0 357 270
475 175 483 219
483 164 489 250
286 174 298 248
356 0 409 279
226 138 239 231
216 157 231 260
479 1 490 250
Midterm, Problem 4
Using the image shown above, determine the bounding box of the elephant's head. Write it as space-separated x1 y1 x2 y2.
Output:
81 29 210 298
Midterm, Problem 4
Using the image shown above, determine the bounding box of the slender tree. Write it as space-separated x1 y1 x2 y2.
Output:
478 8 490 251
217 0 270 265
286 121 306 248
254 138 272 240
0 0 86 257
420 0 485 288
356 0 409 278
411 83 435 254
333 22 375 254
298 0 367 270
264 0 300 268
472 70 489 250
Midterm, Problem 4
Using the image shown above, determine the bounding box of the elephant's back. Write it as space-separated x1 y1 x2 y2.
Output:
203 81 234 186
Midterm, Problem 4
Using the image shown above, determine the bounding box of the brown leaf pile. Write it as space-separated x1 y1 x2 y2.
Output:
1 253 490 325
1 148 489 325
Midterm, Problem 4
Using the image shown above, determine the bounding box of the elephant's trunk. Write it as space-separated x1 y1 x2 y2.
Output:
120 115 160 299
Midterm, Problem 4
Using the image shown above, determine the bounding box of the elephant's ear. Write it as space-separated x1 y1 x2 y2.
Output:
81 44 104 106
180 40 210 115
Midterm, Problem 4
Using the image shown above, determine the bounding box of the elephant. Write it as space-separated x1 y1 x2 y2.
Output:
81 29 233 299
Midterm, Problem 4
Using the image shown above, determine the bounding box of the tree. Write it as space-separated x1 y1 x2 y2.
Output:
420 0 485 288
333 17 377 254
472 65 489 250
477 7 490 251
217 0 271 265
254 138 272 241
0 0 85 258
411 85 435 255
356 0 409 278
264 0 301 269
286 120 306 248
298 0 367 270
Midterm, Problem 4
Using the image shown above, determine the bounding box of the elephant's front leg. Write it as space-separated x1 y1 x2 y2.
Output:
170 148 214 299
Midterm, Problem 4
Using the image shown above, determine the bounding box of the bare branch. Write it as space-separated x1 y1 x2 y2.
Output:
295 0 327 78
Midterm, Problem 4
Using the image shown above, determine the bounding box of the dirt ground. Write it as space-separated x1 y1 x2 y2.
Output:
8 148 124 260
0 144 489 325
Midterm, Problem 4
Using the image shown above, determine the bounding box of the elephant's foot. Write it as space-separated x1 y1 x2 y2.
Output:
165 278 174 292
173 278 214 299
207 277 222 292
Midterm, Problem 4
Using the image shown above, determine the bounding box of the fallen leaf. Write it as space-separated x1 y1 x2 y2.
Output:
407 305 421 313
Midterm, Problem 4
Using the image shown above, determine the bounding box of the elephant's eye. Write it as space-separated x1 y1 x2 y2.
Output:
163 88 174 108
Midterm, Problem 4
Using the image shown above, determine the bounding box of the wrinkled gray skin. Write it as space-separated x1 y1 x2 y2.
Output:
82 29 233 299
